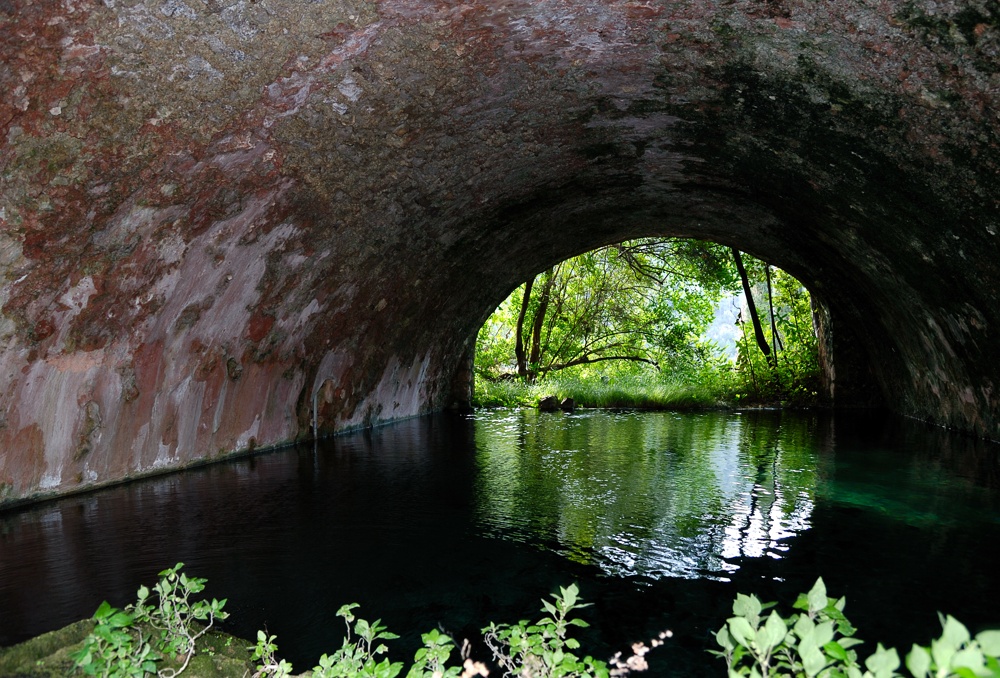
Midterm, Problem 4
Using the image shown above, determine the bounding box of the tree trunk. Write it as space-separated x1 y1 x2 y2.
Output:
732 248 774 367
514 277 534 378
765 263 782 354
738 311 759 395
527 270 555 379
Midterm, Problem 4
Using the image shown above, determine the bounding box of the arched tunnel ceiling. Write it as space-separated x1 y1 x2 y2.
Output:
1 0 998 503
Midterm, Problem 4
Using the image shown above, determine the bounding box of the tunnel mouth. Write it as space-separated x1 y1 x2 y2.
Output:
467 236 827 411
2 0 996 513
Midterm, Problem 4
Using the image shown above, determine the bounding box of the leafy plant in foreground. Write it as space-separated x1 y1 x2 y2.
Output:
483 583 610 678
71 601 159 678
132 563 229 677
712 578 1000 678
65 564 999 678
904 614 1000 678
406 628 463 678
250 630 294 678
308 603 404 678
71 563 227 678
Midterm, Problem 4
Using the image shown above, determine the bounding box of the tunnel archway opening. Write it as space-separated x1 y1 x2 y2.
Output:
3 0 998 509
467 236 827 411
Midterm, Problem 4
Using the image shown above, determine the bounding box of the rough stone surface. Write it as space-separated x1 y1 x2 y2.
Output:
0 619 255 677
538 395 561 412
1 0 999 504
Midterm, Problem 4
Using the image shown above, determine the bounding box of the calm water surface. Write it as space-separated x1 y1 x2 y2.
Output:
2 409 999 675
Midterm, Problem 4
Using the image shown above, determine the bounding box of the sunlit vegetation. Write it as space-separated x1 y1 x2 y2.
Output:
473 374 720 409
474 238 822 409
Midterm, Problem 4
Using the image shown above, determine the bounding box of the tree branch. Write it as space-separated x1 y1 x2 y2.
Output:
543 354 661 374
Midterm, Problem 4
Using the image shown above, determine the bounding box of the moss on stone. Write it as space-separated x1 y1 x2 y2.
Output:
0 619 93 677
0 621 258 678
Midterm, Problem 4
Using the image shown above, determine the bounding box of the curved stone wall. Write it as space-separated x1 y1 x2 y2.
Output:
1 0 998 504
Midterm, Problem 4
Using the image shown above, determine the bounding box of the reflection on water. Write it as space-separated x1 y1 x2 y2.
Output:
1 410 999 676
474 410 823 580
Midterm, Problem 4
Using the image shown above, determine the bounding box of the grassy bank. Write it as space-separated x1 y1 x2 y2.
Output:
473 374 723 410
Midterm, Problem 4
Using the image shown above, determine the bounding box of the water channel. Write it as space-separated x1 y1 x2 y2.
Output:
2 409 999 675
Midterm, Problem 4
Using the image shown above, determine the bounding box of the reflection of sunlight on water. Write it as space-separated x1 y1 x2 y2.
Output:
472 409 819 580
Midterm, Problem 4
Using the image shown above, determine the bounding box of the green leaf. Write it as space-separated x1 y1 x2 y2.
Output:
560 583 580 608
716 626 736 652
728 617 757 647
764 612 787 649
93 601 113 621
824 641 849 663
796 614 816 639
108 611 133 628
338 603 360 620
941 615 972 649
807 579 828 615
734 594 763 621
933 637 957 669
755 625 773 653
863 644 899 677
160 563 184 577
905 645 931 678
977 630 1000 657
814 621 835 648
802 643 827 676
952 646 986 672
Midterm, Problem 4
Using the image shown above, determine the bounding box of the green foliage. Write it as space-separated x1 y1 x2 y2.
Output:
543 374 719 409
483 583 610 678
471 373 720 409
905 615 1000 678
71 602 158 678
472 377 535 408
726 263 822 406
63 565 999 678
253 584 612 678
406 628 464 678
307 603 403 678
250 631 293 678
133 563 229 677
71 563 228 678
476 239 731 384
475 238 821 408
712 578 1000 678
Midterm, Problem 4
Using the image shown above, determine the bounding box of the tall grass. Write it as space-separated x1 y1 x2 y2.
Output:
473 379 536 408
472 373 722 410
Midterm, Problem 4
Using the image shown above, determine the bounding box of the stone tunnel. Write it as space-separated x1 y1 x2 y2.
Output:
1 0 998 505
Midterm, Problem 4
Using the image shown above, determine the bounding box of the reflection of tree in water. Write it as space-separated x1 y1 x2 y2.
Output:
472 410 824 580
721 413 816 567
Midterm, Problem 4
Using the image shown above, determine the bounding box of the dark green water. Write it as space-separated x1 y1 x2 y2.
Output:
1 409 998 675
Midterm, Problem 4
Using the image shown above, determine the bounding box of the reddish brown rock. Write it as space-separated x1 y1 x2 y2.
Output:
1 0 998 504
